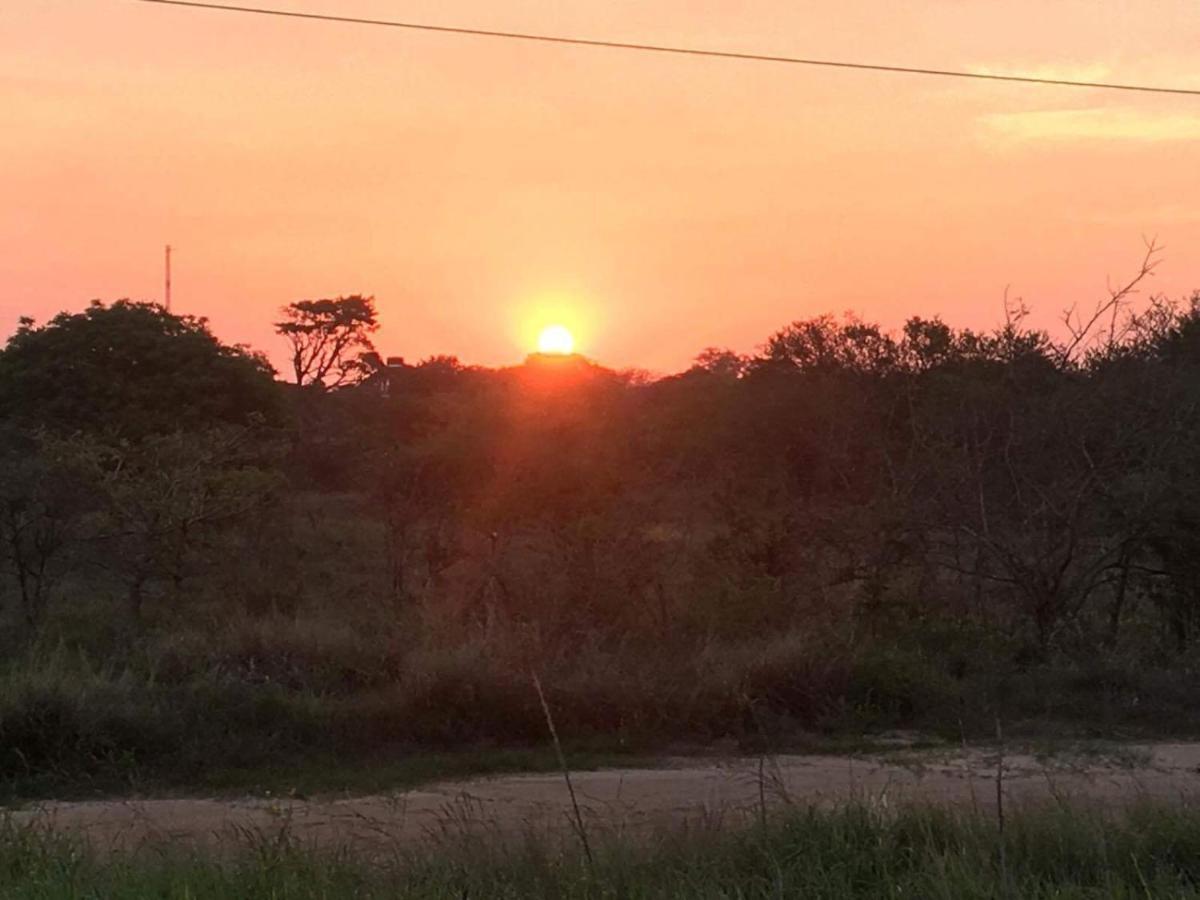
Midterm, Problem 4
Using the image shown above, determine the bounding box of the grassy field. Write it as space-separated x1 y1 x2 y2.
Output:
5 633 1199 803
5 617 1200 803
3 801 1200 898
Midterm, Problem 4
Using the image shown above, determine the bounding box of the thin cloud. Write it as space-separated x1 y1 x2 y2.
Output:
979 107 1200 144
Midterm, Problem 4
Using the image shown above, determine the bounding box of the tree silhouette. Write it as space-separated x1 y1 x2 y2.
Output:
0 300 278 437
275 295 379 389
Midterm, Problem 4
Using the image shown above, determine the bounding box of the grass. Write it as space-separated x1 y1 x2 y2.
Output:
0 745 660 807
4 626 1200 804
3 801 1200 898
149 746 658 801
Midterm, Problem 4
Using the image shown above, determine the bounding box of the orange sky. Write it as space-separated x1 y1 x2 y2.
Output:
4 1 1199 374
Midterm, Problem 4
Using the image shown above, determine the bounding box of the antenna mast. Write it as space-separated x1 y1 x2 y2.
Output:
165 244 172 311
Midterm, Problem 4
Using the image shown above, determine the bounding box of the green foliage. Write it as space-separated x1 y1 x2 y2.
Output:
0 433 102 628
4 802 1200 897
0 427 282 628
0 301 280 437
80 427 283 619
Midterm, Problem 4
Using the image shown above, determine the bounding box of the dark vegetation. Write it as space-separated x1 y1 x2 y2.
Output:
3 249 1200 794
5 801 1200 897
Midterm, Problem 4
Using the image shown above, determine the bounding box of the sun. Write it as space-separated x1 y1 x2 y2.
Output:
537 324 575 355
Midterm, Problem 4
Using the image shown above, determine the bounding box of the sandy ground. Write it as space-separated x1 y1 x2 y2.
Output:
9 743 1200 855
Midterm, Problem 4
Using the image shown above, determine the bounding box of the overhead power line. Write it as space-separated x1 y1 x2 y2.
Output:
137 0 1200 98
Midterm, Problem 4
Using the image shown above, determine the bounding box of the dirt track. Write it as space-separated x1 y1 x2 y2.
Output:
10 743 1200 855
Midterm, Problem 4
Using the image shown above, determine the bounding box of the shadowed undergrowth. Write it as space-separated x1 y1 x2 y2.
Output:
4 623 1200 801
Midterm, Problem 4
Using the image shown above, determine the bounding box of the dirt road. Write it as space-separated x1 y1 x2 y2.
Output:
10 743 1200 855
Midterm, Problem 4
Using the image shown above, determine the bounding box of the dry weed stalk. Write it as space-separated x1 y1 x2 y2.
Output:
530 668 593 869
995 713 1010 898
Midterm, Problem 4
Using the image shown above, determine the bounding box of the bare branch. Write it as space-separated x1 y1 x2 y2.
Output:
1058 239 1162 364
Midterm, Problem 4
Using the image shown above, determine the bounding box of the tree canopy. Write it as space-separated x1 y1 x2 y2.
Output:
0 300 280 437
275 295 378 388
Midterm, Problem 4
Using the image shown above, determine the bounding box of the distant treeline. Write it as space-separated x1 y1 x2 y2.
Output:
2 254 1200 783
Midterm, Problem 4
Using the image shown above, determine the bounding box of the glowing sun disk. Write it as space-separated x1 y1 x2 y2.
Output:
537 324 575 355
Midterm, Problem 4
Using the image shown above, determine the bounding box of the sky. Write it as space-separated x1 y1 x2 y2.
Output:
3 1 1199 374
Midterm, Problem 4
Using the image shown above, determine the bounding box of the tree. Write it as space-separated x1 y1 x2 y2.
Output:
82 427 282 621
275 296 379 389
0 301 280 438
898 317 958 371
762 314 899 374
691 347 747 378
0 431 99 629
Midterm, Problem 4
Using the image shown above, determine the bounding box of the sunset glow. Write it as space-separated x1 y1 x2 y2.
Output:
537 324 575 356
2 2 1199 373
